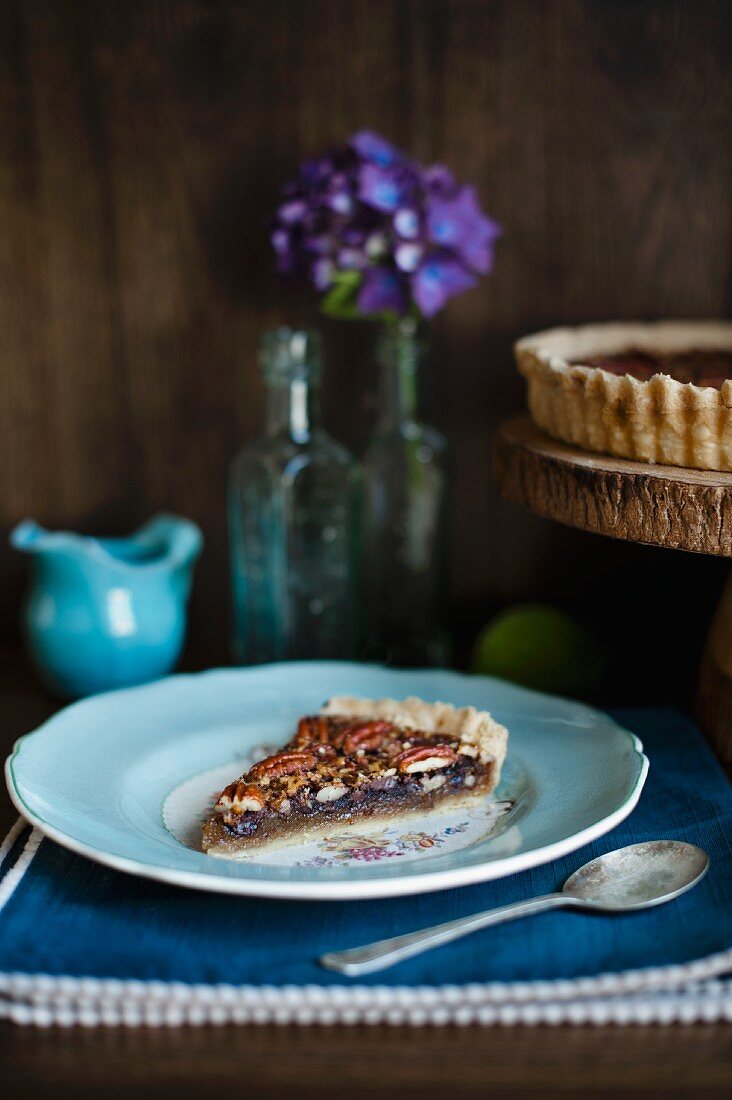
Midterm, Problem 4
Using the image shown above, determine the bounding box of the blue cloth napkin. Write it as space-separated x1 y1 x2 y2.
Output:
1 708 731 989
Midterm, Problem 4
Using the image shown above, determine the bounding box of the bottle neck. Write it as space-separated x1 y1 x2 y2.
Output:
259 329 323 444
265 374 321 443
376 320 422 428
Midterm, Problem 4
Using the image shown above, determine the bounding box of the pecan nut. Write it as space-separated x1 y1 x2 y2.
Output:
396 744 457 774
294 716 332 747
214 782 236 812
216 781 265 814
315 783 348 803
232 782 266 812
313 742 338 763
248 749 316 780
342 720 393 755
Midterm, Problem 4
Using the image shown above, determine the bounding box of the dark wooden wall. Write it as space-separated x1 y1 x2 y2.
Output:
1 0 731 699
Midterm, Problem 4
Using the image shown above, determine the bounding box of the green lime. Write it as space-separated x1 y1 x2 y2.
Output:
470 603 605 696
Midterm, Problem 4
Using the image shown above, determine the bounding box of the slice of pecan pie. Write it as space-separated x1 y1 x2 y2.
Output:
201 696 509 858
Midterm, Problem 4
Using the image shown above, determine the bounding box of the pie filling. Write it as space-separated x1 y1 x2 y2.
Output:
202 713 499 855
574 349 732 390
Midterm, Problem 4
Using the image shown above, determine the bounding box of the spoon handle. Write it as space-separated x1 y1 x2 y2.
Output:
320 892 574 977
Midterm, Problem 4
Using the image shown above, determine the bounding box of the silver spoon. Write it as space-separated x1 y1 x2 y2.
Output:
319 841 709 977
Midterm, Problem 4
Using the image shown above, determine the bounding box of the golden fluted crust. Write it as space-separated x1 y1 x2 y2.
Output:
515 321 732 471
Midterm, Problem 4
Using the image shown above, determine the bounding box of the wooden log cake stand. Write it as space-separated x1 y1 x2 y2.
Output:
494 416 732 764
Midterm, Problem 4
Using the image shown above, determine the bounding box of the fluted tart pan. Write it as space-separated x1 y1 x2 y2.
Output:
516 321 732 471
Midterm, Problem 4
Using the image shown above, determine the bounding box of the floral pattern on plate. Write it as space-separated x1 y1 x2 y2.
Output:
294 822 476 867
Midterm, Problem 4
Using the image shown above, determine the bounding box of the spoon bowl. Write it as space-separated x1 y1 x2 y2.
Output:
564 840 709 910
321 840 710 976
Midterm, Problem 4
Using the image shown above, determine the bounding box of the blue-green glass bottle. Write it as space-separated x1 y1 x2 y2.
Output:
362 319 448 666
228 329 361 663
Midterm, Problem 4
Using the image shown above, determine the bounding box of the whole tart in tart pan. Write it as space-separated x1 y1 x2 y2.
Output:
515 320 732 471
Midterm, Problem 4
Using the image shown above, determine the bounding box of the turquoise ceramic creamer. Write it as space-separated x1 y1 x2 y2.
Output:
10 514 203 698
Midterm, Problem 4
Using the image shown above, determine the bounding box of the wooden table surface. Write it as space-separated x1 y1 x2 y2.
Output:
1 649 731 1099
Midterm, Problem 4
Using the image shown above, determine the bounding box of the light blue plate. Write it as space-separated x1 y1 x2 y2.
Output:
5 664 648 900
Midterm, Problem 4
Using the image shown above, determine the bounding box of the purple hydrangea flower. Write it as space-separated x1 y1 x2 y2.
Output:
426 185 501 275
349 131 403 168
357 266 408 315
413 252 477 318
393 207 420 239
394 241 423 273
271 132 501 318
358 163 416 213
312 257 335 290
421 164 457 195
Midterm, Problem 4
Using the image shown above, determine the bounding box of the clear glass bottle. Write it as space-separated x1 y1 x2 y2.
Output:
228 328 361 663
362 318 448 666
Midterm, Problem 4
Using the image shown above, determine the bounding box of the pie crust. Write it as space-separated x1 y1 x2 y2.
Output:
515 321 732 471
202 696 508 859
